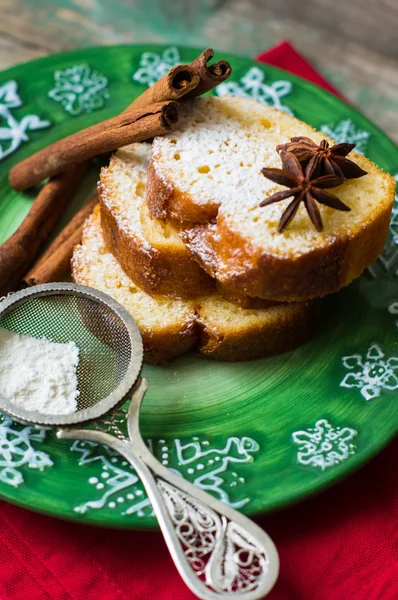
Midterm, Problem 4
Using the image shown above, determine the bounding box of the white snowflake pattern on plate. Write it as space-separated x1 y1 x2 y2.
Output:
175 436 259 509
0 80 50 161
341 343 398 400
0 416 53 487
216 67 293 115
71 440 151 516
292 419 357 470
132 47 180 87
320 119 370 154
71 435 260 516
48 64 109 116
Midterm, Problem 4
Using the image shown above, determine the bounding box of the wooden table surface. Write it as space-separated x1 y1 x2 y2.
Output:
0 0 397 142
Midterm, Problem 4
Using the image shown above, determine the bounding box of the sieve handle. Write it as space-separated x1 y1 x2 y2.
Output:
129 379 279 599
58 379 279 600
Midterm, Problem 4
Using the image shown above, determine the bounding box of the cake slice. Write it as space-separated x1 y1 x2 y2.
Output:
147 96 395 301
99 142 277 308
72 206 316 363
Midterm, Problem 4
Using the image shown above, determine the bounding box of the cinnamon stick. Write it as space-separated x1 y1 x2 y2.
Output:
126 49 231 111
9 49 230 192
9 101 179 191
184 48 232 99
0 163 87 295
14 49 232 290
127 64 200 111
23 194 98 287
6 65 194 285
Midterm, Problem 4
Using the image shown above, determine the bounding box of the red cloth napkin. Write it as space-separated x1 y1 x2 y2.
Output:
0 41 397 600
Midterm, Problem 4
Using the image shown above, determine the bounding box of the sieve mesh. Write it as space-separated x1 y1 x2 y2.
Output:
0 284 143 425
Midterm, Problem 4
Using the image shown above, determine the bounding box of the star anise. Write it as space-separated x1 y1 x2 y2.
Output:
276 137 367 180
260 150 350 233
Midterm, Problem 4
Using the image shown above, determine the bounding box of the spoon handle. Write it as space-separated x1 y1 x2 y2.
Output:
58 379 279 600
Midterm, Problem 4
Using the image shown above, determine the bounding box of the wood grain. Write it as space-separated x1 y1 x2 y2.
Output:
0 0 397 140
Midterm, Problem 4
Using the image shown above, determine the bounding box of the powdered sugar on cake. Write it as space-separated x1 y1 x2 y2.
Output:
99 143 153 251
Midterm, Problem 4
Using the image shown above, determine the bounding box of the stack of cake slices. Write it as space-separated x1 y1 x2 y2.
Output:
72 97 395 364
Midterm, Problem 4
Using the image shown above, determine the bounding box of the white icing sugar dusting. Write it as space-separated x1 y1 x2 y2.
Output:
99 142 154 249
0 329 79 415
153 96 318 209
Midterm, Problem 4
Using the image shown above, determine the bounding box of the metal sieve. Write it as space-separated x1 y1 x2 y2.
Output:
0 283 143 425
0 283 279 600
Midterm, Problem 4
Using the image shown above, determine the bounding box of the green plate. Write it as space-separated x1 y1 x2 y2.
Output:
0 45 397 529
